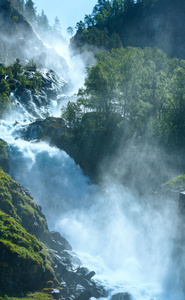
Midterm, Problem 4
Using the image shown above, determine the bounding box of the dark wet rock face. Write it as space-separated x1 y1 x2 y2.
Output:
47 232 106 300
111 292 134 300
12 69 67 120
179 191 185 214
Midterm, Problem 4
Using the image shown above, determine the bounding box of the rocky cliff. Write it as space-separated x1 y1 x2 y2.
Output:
0 166 105 299
0 0 68 76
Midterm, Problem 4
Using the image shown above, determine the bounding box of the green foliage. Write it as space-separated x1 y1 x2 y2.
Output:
24 0 37 24
63 47 174 132
0 169 58 296
0 212 43 261
60 47 185 178
0 140 8 162
9 0 24 14
0 139 9 173
11 15 19 23
0 210 55 295
0 168 49 236
12 59 22 79
36 10 50 32
0 80 10 95
0 94 11 118
71 0 185 57
67 26 74 36
0 66 5 77
0 292 54 299
0 61 44 119
163 175 185 191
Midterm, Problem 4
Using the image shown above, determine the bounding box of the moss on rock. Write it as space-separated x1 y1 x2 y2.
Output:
0 169 60 296
163 174 185 191
0 168 49 239
0 211 56 296
0 291 54 299
0 139 9 173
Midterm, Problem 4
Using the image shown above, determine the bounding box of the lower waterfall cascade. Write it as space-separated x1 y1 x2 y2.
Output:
0 54 185 300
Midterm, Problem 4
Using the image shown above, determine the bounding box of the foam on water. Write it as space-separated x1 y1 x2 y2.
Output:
0 53 184 299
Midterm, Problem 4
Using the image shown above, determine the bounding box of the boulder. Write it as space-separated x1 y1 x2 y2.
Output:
111 292 133 300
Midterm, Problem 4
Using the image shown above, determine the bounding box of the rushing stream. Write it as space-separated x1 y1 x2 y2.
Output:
0 48 185 300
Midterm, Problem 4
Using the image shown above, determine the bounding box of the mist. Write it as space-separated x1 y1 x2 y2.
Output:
1 1 185 299
3 125 184 299
1 42 184 300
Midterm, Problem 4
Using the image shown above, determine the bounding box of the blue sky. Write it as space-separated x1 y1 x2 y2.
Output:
34 0 98 34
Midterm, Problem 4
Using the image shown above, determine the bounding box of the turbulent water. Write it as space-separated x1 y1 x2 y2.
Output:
1 49 185 300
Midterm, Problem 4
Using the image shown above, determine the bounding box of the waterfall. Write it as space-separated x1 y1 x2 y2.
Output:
0 48 185 300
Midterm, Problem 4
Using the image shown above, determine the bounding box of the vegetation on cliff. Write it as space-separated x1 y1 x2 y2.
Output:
71 0 185 60
0 60 44 118
0 168 49 237
0 60 65 119
0 0 185 297
0 292 54 300
28 46 185 193
8 0 65 44
0 211 55 295
59 47 185 183
0 139 9 173
0 168 60 297
163 175 185 192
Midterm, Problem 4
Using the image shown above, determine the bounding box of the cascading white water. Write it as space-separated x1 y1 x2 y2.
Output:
1 115 185 300
0 47 185 300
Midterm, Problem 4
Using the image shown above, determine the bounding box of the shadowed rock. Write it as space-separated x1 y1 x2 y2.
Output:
179 191 185 214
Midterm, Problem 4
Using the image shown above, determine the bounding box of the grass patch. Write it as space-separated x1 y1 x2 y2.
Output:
0 291 54 299
0 168 49 236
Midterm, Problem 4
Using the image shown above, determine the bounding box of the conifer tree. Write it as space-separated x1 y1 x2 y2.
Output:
25 0 36 24
37 10 50 31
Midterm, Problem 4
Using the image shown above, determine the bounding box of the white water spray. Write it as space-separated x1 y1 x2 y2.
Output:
0 46 185 300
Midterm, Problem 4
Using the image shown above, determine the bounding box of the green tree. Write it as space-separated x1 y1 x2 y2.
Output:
0 66 4 78
37 10 50 31
124 0 134 11
10 0 24 13
53 17 62 35
12 59 22 79
0 94 11 118
32 71 42 91
112 0 124 15
25 0 36 24
0 80 10 96
67 26 74 36
76 20 85 32
163 67 185 148
109 32 122 49
84 14 95 28
62 101 82 127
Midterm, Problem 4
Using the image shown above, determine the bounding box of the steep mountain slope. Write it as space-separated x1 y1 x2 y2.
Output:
71 0 185 59
0 162 105 299
0 0 68 76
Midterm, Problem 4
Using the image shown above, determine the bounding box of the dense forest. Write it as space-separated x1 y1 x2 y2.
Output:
35 46 183 193
71 0 185 59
